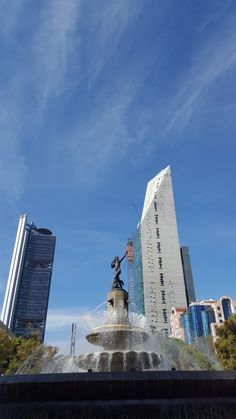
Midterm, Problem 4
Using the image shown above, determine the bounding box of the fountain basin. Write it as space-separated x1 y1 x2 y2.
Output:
1 371 236 418
77 350 160 372
86 324 149 350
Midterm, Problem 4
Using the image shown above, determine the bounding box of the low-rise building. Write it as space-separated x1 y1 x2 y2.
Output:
170 295 236 344
170 307 186 341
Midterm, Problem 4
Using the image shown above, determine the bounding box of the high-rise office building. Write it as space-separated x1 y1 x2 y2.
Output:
130 166 188 335
1 214 56 342
180 246 196 305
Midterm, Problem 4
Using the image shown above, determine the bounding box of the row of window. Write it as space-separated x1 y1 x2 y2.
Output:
161 290 166 305
162 308 168 323
160 273 164 286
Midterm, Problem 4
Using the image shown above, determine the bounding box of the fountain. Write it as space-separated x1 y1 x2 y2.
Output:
78 286 160 371
1 252 236 417
74 252 160 371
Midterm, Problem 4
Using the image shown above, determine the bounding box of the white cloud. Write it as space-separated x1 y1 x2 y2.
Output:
85 0 144 85
164 16 236 136
0 0 80 202
0 0 25 40
0 100 27 203
70 87 135 176
46 308 106 332
32 0 80 116
198 1 234 32
0 0 146 196
45 307 107 353
68 80 152 183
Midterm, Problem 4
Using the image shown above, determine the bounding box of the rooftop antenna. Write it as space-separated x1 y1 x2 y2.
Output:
70 322 77 356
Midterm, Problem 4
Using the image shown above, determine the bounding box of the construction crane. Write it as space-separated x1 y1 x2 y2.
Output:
70 322 76 356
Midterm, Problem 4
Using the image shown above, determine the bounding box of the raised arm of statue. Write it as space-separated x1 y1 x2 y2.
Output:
119 251 127 263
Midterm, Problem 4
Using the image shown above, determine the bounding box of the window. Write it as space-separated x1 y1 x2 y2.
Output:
222 298 232 320
157 242 161 253
156 228 160 238
158 257 163 269
154 201 157 211
155 215 159 224
160 273 164 286
161 290 166 304
162 308 168 323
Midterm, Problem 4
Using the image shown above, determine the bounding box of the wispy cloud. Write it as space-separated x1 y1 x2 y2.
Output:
0 95 27 203
0 0 80 202
198 0 234 32
32 0 143 116
25 0 145 186
85 0 144 85
0 0 25 40
1 0 235 200
32 0 80 116
0 1 31 203
164 15 236 136
69 86 136 181
46 308 106 332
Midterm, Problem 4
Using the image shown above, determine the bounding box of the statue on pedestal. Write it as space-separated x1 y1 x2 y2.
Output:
111 252 127 289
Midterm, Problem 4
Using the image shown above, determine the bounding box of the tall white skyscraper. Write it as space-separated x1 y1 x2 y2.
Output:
131 166 187 335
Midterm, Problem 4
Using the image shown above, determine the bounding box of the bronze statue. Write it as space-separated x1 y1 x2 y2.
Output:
111 252 127 289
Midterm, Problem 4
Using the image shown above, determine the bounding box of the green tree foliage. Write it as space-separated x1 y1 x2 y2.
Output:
0 329 14 374
0 329 58 375
158 334 219 370
215 314 236 370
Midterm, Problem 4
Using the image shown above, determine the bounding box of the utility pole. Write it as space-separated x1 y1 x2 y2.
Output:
70 322 76 356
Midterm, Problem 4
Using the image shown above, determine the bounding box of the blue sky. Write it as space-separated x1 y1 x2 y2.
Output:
0 0 236 352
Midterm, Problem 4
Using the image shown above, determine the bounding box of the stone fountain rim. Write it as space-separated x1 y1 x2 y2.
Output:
90 324 149 333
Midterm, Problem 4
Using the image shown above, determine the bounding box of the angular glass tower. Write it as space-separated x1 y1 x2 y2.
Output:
1 214 56 342
132 166 187 335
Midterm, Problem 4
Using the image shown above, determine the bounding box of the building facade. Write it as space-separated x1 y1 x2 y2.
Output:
181 303 215 344
204 296 236 342
131 166 188 335
170 307 186 341
1 214 56 342
170 296 236 343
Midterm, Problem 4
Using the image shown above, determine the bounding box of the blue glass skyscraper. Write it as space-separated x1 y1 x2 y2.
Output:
1 214 56 342
181 304 215 344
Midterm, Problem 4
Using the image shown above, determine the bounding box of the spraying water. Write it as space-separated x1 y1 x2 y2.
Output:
15 301 220 374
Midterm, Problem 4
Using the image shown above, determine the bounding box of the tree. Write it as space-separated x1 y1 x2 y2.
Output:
157 334 218 370
0 329 58 375
0 329 14 374
5 335 41 374
215 314 236 370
